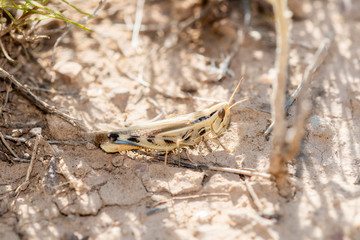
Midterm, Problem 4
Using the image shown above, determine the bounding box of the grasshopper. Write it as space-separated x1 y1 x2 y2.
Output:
95 78 245 164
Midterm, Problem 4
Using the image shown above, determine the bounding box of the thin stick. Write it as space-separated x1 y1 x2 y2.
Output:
0 132 19 158
244 178 263 210
23 135 40 186
172 193 229 201
207 166 272 179
0 150 29 163
3 82 10 108
140 151 272 179
131 0 145 48
28 86 82 95
58 157 89 194
4 135 87 146
0 67 81 127
47 140 87 145
14 135 41 195
264 34 333 137
4 135 27 143
152 193 229 208
0 38 15 62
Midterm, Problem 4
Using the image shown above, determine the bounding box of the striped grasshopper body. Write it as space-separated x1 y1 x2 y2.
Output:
95 79 244 164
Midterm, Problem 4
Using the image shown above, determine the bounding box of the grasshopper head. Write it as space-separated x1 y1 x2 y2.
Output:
210 103 231 136
210 77 244 136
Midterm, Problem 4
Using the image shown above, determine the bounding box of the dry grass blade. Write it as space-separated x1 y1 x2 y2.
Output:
264 34 333 137
269 0 292 197
268 1 333 198
131 0 146 48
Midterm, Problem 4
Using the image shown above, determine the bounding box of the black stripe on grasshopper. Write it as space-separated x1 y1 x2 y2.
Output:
181 129 193 142
164 139 175 145
192 110 217 124
127 136 140 143
198 127 206 136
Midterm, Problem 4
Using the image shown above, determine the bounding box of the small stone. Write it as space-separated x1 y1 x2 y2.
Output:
46 115 79 140
111 156 124 167
54 61 82 83
249 30 262 41
288 0 310 19
107 88 130 112
23 153 30 159
55 192 102 215
253 50 264 61
307 115 333 137
11 129 24 137
29 127 42 137
86 142 97 150
195 211 213 224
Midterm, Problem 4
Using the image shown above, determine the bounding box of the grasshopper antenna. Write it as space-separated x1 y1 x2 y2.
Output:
228 77 244 105
230 98 249 109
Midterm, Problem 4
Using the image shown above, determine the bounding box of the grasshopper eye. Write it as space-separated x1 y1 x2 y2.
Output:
218 108 225 119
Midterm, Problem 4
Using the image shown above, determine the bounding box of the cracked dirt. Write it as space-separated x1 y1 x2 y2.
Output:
1 0 360 239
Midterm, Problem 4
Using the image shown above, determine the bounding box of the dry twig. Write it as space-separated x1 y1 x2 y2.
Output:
0 149 31 163
269 0 292 197
58 157 89 194
152 193 230 209
0 67 82 127
0 39 15 63
244 178 263 211
140 151 272 179
11 134 41 210
268 1 332 197
264 34 333 137
0 132 19 159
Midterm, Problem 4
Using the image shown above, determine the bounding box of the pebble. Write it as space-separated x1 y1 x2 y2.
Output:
11 129 24 137
307 115 332 137
54 61 82 83
107 88 130 112
29 127 42 137
111 156 125 167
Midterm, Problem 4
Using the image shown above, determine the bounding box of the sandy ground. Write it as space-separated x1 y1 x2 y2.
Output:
1 0 360 239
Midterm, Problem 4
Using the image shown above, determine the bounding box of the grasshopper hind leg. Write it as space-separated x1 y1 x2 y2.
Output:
212 138 230 151
164 151 168 165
